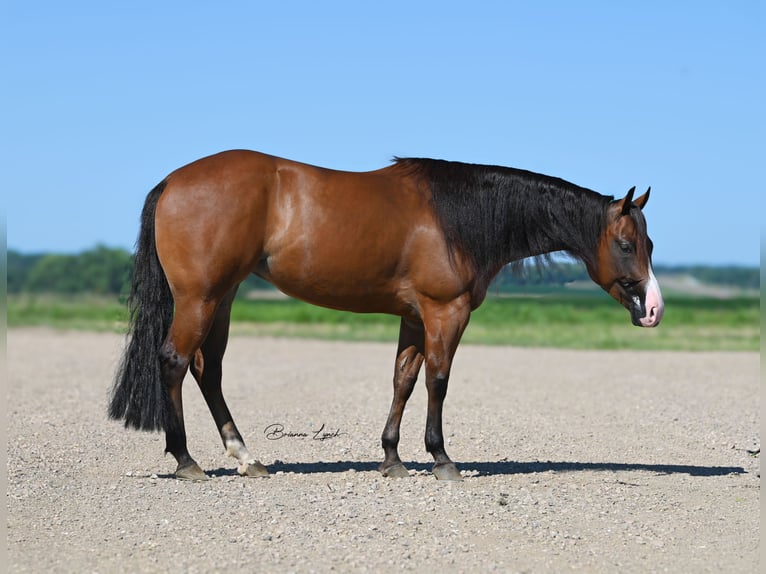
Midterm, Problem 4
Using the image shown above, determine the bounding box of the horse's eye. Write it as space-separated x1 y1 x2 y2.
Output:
618 241 633 254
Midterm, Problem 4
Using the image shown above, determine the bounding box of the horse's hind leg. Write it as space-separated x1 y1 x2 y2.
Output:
380 318 425 478
161 296 221 481
190 287 268 477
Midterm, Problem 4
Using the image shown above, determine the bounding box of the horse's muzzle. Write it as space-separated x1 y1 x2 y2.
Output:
634 271 664 328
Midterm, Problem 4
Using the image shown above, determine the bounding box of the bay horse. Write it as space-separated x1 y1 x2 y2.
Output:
109 150 663 481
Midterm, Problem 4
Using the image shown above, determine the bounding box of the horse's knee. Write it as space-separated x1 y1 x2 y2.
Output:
426 373 449 402
396 346 424 376
393 346 423 399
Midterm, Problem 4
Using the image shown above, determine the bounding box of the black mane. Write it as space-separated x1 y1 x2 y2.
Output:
395 158 613 282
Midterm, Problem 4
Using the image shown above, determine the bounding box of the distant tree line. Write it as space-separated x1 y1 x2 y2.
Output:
6 246 760 295
8 246 133 294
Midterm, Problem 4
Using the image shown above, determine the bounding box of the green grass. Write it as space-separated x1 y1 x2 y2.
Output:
465 295 759 350
7 294 130 331
7 292 759 351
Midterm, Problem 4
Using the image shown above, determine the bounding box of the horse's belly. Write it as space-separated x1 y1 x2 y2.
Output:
255 252 412 316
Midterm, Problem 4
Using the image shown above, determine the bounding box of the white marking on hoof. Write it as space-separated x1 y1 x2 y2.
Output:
226 439 253 465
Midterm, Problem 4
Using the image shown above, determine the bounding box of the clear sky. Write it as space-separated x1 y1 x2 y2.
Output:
3 1 762 266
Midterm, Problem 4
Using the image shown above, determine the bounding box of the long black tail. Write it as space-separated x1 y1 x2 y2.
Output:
108 180 174 431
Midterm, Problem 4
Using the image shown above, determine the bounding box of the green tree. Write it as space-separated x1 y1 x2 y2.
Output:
7 250 44 293
21 245 132 294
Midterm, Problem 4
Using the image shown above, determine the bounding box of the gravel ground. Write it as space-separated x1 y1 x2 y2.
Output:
6 328 760 573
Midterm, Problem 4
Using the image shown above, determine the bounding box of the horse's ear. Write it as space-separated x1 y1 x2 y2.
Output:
620 186 636 216
633 186 651 210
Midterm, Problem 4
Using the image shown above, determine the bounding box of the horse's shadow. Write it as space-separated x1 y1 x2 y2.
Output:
190 459 746 479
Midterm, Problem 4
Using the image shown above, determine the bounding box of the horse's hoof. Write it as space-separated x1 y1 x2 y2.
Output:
380 463 410 478
433 462 463 481
175 462 209 481
238 460 269 477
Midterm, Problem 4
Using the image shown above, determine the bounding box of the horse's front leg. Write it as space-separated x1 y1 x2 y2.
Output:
380 319 425 478
421 297 471 481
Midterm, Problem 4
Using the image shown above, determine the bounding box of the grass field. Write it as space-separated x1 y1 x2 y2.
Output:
7 292 759 351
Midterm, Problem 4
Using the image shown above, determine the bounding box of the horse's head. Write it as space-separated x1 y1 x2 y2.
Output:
587 187 664 327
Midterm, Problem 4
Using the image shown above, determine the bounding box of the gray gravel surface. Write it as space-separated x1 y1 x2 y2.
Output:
6 328 760 572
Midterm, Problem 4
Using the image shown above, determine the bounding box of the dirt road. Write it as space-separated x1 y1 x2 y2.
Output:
6 328 760 572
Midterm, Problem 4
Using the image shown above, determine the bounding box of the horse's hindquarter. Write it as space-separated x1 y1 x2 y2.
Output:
155 151 277 299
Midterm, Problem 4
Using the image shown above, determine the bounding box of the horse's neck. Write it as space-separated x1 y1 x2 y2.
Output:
402 157 609 282
501 186 608 267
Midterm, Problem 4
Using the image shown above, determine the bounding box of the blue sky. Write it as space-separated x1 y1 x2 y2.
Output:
3 1 762 266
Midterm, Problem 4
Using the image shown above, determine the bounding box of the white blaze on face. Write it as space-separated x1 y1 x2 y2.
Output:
640 266 664 327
